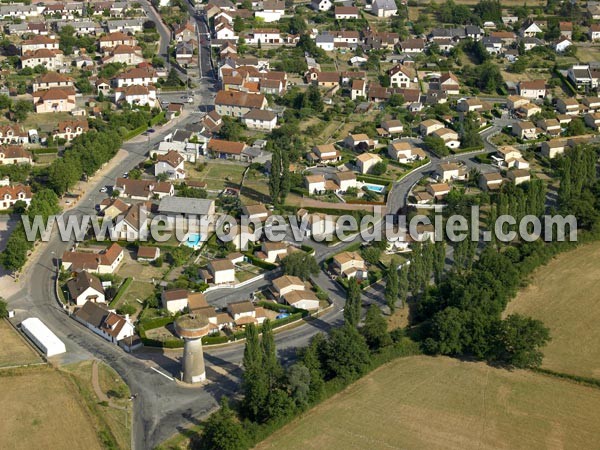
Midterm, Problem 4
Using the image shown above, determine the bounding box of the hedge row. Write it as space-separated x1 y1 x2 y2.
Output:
109 277 132 308
242 253 278 270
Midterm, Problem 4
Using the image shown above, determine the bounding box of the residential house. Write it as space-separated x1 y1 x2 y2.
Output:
154 150 185 180
507 95 530 111
316 71 340 88
214 90 267 117
426 182 451 198
387 141 426 163
207 138 247 160
332 171 357 192
356 153 382 174
351 79 366 100
174 22 196 42
99 31 137 50
114 84 158 108
283 289 320 310
113 67 158 88
115 178 174 200
245 29 283 45
589 23 600 41
555 37 572 53
54 119 89 141
541 139 568 159
479 172 503 191
307 143 341 164
21 48 64 70
372 0 397 17
106 19 144 34
0 184 32 209
21 35 58 53
512 121 538 139
157 196 215 235
259 241 288 263
389 64 411 88
432 128 460 148
73 301 135 344
137 246 160 262
242 203 269 222
517 103 541 118
0 125 28 145
559 22 573 39
583 97 600 112
305 174 326 194
61 243 124 274
332 251 366 279
0 145 33 165
518 80 546 99
438 72 460 95
33 87 76 113
227 300 259 327
162 289 189 313
537 118 561 136
206 259 236 284
507 169 531 185
255 1 285 22
419 119 445 136
335 6 359 19
344 133 377 150
556 97 580 115
32 72 74 92
437 163 465 182
102 45 144 65
397 38 425 54
520 22 543 37
381 119 403 135
242 109 278 131
67 271 106 306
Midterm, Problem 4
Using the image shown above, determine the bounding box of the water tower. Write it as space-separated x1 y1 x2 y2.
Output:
174 314 211 384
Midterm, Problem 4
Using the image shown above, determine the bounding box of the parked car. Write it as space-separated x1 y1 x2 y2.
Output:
99 187 107 193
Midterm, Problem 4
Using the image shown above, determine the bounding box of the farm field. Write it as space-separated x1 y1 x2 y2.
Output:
505 241 600 379
0 319 42 368
0 367 103 450
257 356 600 450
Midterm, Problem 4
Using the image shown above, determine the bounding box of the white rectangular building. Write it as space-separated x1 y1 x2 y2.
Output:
21 317 66 357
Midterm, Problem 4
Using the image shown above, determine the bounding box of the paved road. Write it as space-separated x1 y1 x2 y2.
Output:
139 0 171 61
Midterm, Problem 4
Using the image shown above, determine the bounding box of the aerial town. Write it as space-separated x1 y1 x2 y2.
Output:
1 0 600 448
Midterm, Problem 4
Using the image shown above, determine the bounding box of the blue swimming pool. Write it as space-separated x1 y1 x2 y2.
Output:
185 233 202 248
364 183 385 193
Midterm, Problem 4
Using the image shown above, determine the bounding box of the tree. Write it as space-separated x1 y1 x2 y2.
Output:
261 319 282 388
242 324 268 421
433 240 446 285
398 265 408 308
306 85 323 112
423 135 449 157
300 334 325 402
370 161 387 176
0 228 30 272
321 324 371 381
491 314 551 368
11 100 33 122
361 305 391 349
281 252 319 280
198 397 248 450
0 298 7 318
286 363 311 408
343 278 362 327
233 16 245 33
425 307 466 355
384 262 399 312
269 148 281 203
566 117 586 137
58 25 77 55
460 113 484 149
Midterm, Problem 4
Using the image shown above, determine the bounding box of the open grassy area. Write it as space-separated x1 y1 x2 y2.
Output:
505 241 600 380
257 355 600 450
186 162 246 191
63 361 131 450
0 319 43 368
0 366 103 450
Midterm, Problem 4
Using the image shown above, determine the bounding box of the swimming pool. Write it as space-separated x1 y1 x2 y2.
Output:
185 233 202 248
363 183 385 193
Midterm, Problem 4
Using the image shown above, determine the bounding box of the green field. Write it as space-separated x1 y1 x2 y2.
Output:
186 162 246 190
257 356 600 450
506 241 600 379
